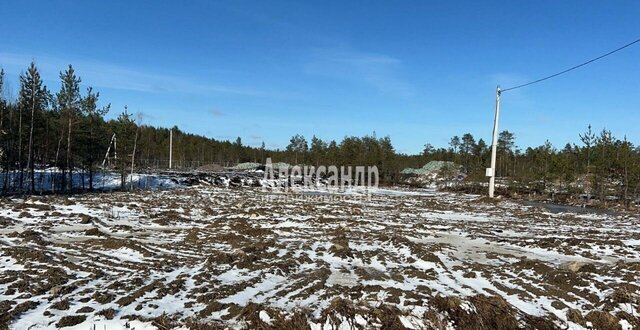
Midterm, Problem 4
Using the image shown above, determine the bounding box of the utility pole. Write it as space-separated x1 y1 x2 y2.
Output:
169 129 173 169
488 86 501 198
482 38 640 198
102 133 116 168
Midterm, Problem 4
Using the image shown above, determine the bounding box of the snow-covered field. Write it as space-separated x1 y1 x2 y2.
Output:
0 186 639 329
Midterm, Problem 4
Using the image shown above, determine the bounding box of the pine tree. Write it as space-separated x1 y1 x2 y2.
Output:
80 87 110 190
0 68 5 168
460 133 476 172
449 136 461 154
620 136 632 207
19 62 49 193
0 68 4 138
287 134 308 164
310 135 327 167
497 131 515 177
0 68 7 192
113 107 136 189
579 124 596 194
57 65 82 192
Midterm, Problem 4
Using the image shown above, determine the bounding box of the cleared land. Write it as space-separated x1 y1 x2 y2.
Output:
0 186 639 329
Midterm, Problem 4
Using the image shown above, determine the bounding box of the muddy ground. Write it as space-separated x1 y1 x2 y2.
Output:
0 186 639 329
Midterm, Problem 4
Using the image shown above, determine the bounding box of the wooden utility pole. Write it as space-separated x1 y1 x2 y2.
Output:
488 86 501 198
169 129 173 169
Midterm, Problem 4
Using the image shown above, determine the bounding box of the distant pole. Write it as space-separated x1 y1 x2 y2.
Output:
169 129 173 169
102 133 116 168
488 86 501 198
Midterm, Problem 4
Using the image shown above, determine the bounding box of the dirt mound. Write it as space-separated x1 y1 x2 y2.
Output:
230 220 272 237
514 258 553 273
426 295 518 329
0 216 14 226
319 298 405 330
15 229 46 245
321 298 360 327
89 238 151 257
79 214 94 224
521 314 559 330
584 311 621 330
476 196 501 204
84 227 105 236
184 228 200 243
93 291 116 304
543 270 588 289
97 308 117 320
468 296 521 329
369 304 406 329
236 302 274 328
329 229 352 258
116 280 162 307
184 318 225 329
204 240 280 270
50 298 70 310
609 287 635 304
0 300 39 326
56 315 86 328
616 311 640 329
76 306 95 313
566 308 586 326
197 164 225 173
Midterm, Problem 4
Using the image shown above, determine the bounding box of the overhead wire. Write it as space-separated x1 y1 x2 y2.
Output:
501 37 640 93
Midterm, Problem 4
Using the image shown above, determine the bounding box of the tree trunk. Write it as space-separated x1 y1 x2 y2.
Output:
54 126 65 193
89 167 93 191
18 106 23 193
624 154 629 209
0 100 5 194
3 106 13 194
67 115 72 192
27 86 36 193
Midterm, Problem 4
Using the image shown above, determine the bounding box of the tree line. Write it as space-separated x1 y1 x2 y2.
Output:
0 63 270 194
1 62 638 203
417 127 639 205
270 127 640 206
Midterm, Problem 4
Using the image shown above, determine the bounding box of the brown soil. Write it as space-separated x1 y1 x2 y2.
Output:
56 315 86 328
584 311 622 330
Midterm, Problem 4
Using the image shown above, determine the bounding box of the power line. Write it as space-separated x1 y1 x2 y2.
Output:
501 37 640 92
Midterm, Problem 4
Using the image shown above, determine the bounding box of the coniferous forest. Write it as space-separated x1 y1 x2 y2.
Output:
0 63 639 205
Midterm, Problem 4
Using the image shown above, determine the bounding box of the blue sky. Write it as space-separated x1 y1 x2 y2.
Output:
1 1 638 154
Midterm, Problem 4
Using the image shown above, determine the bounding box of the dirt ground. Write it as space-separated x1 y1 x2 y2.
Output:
0 186 638 329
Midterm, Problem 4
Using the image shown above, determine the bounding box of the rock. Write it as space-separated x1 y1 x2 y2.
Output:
49 286 62 296
79 214 93 224
559 261 590 273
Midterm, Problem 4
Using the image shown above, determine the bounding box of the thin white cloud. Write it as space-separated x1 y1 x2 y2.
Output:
305 48 415 97
0 51 264 96
208 108 225 117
